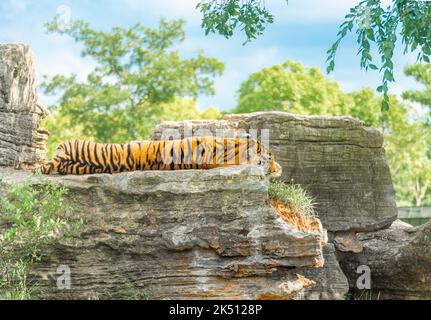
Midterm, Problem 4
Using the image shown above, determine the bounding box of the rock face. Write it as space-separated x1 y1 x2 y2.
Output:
152 112 398 232
0 166 346 300
0 44 48 170
337 220 431 299
300 244 349 300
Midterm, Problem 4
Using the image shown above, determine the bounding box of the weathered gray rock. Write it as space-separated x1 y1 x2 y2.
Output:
0 44 48 169
152 112 397 232
1 166 339 300
299 244 349 300
337 219 431 299
333 231 364 254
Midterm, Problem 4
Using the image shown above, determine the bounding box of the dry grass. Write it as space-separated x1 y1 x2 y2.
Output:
268 181 316 218
268 181 325 236
270 198 324 235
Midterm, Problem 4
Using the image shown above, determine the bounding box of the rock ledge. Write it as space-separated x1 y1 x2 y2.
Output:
0 166 348 300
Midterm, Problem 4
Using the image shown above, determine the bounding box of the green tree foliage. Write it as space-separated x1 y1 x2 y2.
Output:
402 63 431 115
42 18 224 146
42 111 90 160
233 61 352 115
400 63 431 205
233 60 431 206
196 0 274 44
327 0 431 110
0 176 83 299
196 1 431 110
386 115 431 207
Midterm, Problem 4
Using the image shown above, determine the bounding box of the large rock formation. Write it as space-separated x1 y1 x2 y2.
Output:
0 166 348 300
4 42 427 300
337 219 431 300
152 112 398 233
0 44 48 170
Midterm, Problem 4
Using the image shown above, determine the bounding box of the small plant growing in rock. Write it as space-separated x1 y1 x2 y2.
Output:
0 174 83 300
269 181 316 217
269 181 322 234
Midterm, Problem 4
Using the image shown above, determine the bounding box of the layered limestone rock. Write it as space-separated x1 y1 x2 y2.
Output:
337 219 431 300
0 44 48 169
300 244 349 300
0 166 347 300
152 112 398 232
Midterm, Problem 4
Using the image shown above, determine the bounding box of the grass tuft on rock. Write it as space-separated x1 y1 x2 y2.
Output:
269 181 316 218
269 181 323 235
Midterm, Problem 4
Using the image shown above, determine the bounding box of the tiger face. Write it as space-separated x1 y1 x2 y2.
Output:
36 146 69 175
254 144 282 179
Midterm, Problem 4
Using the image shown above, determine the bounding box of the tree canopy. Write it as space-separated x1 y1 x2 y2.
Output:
197 0 431 110
233 61 352 115
42 17 224 144
327 0 431 110
402 63 431 118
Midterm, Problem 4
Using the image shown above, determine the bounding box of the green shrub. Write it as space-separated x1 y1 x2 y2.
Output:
268 181 316 218
0 174 83 300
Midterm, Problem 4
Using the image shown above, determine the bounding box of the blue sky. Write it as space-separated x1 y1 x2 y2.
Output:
0 0 423 111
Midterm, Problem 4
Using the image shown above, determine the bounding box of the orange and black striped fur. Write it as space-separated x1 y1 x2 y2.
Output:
39 136 282 178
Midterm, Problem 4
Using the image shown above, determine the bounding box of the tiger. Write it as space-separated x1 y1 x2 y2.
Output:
38 136 282 178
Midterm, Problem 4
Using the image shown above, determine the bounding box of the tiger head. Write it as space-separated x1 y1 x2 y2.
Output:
33 161 58 175
34 145 68 175
38 160 59 175
246 136 282 179
257 144 282 179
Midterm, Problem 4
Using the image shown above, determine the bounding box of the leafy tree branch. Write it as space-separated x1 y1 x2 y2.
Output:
196 0 275 44
327 0 431 110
